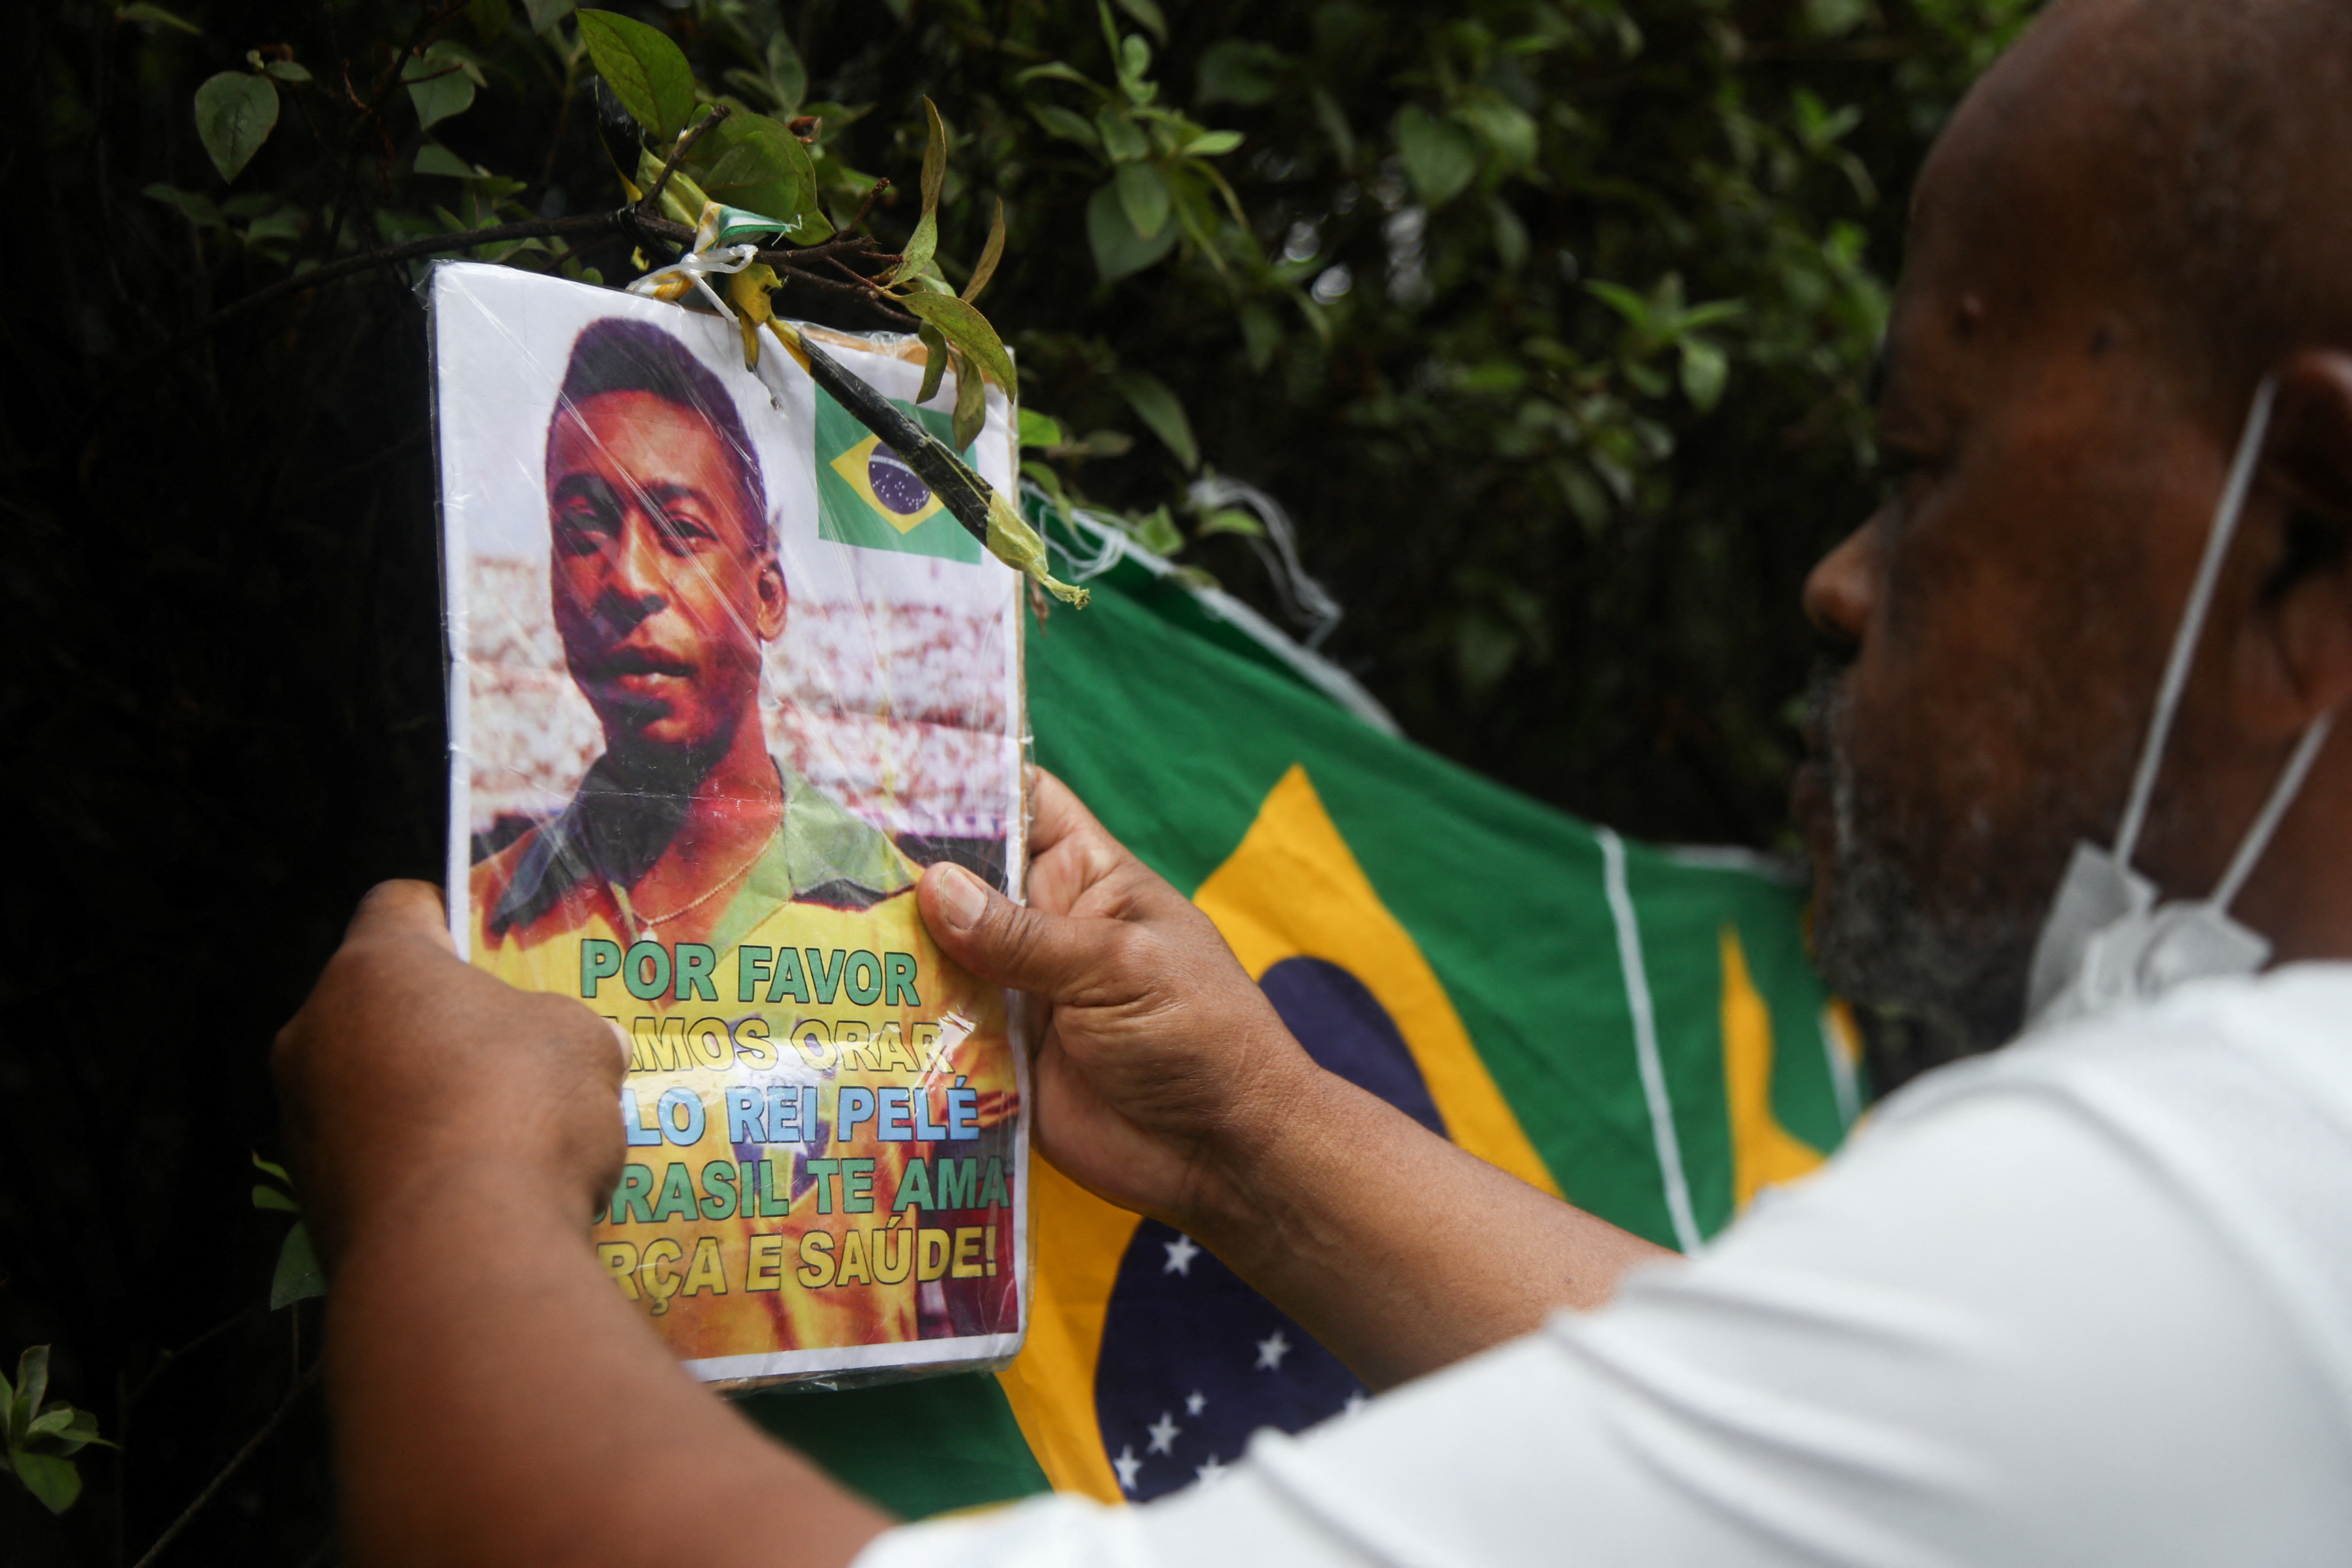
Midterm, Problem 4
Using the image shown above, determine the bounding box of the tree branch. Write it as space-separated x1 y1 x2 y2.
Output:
80 193 917 437
843 176 890 234
638 104 732 221
129 1362 320 1568
313 0 471 267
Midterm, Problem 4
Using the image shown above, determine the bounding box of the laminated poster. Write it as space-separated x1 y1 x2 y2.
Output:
431 262 1030 1389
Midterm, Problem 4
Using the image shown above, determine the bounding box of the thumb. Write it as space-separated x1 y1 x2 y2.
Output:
920 862 1114 998
344 878 460 956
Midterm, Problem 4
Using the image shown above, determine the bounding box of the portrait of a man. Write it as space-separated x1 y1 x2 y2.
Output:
473 316 918 955
436 269 1027 1382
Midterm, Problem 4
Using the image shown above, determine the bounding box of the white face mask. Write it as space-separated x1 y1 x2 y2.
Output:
2024 377 2336 1031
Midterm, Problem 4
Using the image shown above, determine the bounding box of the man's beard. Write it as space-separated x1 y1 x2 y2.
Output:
1805 669 2048 1066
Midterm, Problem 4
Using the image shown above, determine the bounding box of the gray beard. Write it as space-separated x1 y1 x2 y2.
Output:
1805 671 2044 1066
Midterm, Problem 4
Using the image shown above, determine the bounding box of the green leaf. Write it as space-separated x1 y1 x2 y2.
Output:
117 3 201 33
634 144 710 229
1030 103 1098 149
1395 104 1478 207
1111 369 1197 470
760 31 808 116
1114 161 1171 239
698 113 814 231
252 1184 299 1212
952 349 987 452
916 322 951 407
1119 35 1153 100
469 0 511 41
194 72 277 184
1675 300 1747 333
888 97 949 285
1679 337 1729 412
52 1408 108 1457
1086 180 1177 281
1489 195 1529 272
12 1347 49 1440
575 9 696 142
271 1223 327 1309
413 142 477 178
1803 0 1871 38
899 292 1018 401
24 1407 75 1443
405 50 477 132
1095 109 1149 163
1013 61 1105 94
1239 301 1281 372
1457 94 1537 169
143 182 221 227
1021 459 1072 512
1183 129 1242 157
1197 506 1265 538
520 0 574 32
10 1450 79 1515
1111 0 1167 43
1195 39 1284 106
963 197 1006 304
1585 279 1654 333
1126 505 1184 555
1018 408 1070 449
261 59 311 82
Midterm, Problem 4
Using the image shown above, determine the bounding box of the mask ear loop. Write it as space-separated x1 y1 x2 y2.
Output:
2111 376 2280 869
2210 710 2335 912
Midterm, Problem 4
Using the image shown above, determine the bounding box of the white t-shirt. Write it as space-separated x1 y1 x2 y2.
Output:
855 963 2352 1566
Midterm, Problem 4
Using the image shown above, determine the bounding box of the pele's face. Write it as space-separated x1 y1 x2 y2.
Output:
545 390 785 771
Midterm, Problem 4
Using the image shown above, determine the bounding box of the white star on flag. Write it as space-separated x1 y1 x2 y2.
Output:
1256 1329 1291 1371
1195 1454 1229 1484
1162 1234 1202 1276
1185 1389 1207 1417
1146 1412 1181 1455
1113 1445 1143 1492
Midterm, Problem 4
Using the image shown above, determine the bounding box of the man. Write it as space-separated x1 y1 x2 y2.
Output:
474 316 1016 1359
476 314 915 964
277 1 2352 1562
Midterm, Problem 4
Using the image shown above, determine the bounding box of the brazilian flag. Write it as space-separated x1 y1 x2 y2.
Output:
742 503 1860 1513
815 390 984 564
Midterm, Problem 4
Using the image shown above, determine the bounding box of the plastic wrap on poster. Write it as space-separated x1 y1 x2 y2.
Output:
428 261 1031 1391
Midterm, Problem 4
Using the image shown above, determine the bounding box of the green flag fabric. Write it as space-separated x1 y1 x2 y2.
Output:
741 502 1858 1517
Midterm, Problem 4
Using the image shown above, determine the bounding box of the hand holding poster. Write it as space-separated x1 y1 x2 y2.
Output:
431 262 1029 1388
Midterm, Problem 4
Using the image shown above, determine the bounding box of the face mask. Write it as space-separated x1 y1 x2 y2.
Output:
2024 377 2337 1031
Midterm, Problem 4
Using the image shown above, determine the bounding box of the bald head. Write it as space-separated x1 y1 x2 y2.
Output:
1924 0 2352 413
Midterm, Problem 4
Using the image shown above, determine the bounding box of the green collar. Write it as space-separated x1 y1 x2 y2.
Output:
703 762 917 954
489 758 914 942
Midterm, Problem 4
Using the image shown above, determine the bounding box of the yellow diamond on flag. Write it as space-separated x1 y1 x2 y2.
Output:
828 433 946 534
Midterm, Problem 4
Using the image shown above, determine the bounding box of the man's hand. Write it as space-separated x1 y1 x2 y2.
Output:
918 774 1321 1233
275 882 888 1568
921 772 1673 1390
273 880 628 1263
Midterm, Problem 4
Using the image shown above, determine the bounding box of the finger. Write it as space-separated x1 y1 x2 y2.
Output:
343 879 460 956
921 861 1135 998
1029 769 1110 857
1026 771 1140 911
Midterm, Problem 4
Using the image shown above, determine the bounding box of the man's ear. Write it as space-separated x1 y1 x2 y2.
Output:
755 549 787 641
2239 350 2352 735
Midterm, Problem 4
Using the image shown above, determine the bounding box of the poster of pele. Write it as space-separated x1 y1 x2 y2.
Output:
429 261 1029 1389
